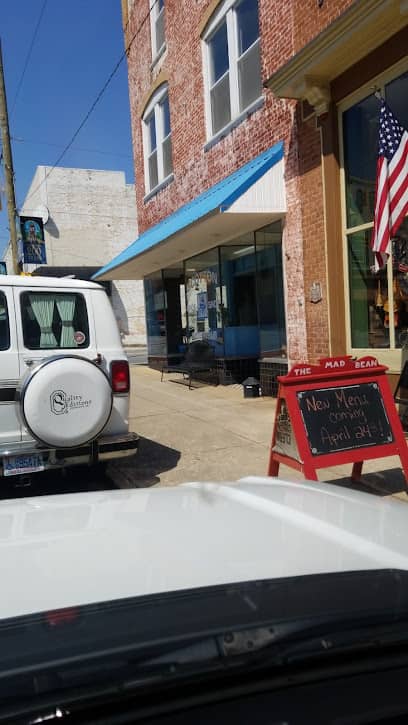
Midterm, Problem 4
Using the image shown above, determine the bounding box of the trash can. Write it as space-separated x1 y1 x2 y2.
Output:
242 377 260 398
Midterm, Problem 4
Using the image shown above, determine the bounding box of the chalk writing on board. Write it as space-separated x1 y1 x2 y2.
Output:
297 383 393 456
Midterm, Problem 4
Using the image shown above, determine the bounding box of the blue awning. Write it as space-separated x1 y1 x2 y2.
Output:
94 140 285 280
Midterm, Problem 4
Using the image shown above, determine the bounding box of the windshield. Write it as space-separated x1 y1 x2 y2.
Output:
2 0 408 723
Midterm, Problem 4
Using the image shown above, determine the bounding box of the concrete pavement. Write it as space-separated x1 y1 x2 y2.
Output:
125 345 148 366
109 365 408 500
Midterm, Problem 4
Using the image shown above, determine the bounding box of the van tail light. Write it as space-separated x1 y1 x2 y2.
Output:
45 607 79 627
111 360 130 393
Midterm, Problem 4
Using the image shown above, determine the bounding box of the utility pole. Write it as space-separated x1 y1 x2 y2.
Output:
0 40 19 274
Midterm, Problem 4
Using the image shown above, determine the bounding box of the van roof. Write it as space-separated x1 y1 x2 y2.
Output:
0 275 103 290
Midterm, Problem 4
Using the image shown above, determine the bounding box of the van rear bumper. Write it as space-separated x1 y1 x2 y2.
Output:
0 432 139 475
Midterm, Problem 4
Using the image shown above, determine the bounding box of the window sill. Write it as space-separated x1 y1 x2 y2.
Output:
143 173 174 203
150 43 167 71
204 96 264 152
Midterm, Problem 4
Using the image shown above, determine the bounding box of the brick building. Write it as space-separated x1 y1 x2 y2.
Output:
4 167 146 346
96 0 408 391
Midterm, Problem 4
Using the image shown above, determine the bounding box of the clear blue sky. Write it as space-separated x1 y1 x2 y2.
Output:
0 0 134 256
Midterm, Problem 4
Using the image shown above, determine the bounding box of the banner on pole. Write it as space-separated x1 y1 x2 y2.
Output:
19 216 47 265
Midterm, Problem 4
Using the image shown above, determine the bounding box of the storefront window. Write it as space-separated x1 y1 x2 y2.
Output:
163 267 186 355
392 218 408 349
347 229 387 349
220 244 258 356
342 69 408 353
145 224 286 361
385 71 408 129
144 272 167 356
343 93 378 228
255 221 286 354
184 249 224 355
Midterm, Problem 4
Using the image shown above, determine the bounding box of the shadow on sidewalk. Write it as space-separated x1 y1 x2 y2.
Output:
0 466 117 500
325 468 408 497
107 436 181 488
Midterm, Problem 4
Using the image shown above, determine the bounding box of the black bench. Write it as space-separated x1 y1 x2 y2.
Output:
161 340 218 389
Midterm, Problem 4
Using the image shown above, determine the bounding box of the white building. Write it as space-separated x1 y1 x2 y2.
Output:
3 166 146 345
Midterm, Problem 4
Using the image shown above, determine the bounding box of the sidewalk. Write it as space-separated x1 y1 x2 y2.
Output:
112 365 408 501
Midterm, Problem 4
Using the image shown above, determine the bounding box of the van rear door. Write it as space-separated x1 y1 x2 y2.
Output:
13 285 99 443
0 286 22 444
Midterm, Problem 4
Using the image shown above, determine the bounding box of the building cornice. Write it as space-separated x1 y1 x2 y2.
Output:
265 0 408 114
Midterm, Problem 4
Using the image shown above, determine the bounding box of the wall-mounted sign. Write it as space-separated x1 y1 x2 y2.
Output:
19 216 47 265
310 281 322 303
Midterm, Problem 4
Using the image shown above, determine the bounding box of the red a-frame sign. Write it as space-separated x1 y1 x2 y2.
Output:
268 355 408 483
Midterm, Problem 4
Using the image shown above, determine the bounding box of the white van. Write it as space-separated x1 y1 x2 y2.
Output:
0 275 138 478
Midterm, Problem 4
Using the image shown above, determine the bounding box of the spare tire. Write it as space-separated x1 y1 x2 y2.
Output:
18 356 113 448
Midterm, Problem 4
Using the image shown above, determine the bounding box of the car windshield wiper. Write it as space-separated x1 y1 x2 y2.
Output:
3 614 408 724
136 612 408 671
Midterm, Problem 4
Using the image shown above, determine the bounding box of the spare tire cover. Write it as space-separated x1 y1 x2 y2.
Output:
20 356 113 448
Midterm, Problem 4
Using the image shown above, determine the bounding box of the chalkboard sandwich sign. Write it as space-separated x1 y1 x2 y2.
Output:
268 355 408 483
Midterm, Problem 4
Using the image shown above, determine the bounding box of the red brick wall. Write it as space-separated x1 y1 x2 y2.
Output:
126 0 299 233
124 0 354 364
260 0 294 82
298 111 330 362
261 0 355 77
292 0 354 54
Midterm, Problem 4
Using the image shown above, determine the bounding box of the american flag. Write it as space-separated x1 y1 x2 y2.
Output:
370 100 408 271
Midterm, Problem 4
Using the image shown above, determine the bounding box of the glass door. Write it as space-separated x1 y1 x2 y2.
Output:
184 249 224 356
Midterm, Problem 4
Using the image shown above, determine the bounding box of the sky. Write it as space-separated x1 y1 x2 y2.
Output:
0 0 135 256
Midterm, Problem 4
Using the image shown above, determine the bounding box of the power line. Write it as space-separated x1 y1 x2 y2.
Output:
11 135 132 159
10 0 48 119
24 0 158 205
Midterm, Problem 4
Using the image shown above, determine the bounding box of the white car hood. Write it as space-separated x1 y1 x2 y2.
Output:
1 477 408 620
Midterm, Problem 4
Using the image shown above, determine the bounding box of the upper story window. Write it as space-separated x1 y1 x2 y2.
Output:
142 84 173 196
150 0 165 62
203 0 262 138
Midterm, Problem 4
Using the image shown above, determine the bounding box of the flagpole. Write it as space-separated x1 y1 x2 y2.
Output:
372 86 384 101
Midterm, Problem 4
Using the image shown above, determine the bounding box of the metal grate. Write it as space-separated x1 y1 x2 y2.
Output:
259 359 288 397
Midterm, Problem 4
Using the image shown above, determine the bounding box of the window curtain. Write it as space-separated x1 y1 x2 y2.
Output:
28 294 57 348
56 294 76 347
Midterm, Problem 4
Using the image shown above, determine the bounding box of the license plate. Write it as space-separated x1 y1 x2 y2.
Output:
3 454 44 477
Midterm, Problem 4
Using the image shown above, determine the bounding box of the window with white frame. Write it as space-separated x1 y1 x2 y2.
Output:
340 63 408 365
150 0 165 61
203 0 262 138
142 85 173 195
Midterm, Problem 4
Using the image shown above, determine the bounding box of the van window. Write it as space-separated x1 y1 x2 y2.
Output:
0 292 10 351
21 292 89 350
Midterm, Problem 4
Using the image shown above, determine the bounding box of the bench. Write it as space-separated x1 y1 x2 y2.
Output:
161 340 218 389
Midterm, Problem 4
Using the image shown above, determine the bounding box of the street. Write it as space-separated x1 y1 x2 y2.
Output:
2 365 408 502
